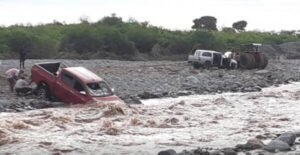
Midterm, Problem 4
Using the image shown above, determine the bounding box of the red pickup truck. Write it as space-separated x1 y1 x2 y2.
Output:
31 62 123 104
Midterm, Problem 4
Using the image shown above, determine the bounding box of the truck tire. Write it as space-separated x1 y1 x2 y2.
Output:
239 53 255 69
193 63 201 69
204 61 211 68
35 85 50 100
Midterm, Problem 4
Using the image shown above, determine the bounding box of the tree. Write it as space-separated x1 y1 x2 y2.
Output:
280 30 295 35
99 13 123 25
222 27 236 33
188 31 223 50
232 20 247 31
127 29 157 53
62 30 100 54
79 15 90 25
192 16 217 31
7 32 34 57
52 20 63 26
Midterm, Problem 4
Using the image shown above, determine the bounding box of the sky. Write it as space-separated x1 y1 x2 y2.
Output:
0 0 299 31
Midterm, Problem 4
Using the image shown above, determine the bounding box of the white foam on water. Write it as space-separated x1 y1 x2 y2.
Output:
1 82 300 154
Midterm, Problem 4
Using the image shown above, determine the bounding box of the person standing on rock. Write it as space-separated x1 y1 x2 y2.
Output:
19 51 26 69
5 68 24 92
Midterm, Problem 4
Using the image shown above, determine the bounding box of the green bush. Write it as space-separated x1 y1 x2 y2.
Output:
0 17 300 60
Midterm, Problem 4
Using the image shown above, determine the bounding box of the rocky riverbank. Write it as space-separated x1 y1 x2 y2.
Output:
0 59 300 112
159 131 300 155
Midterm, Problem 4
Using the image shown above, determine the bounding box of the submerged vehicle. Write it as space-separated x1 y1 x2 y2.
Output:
31 62 123 104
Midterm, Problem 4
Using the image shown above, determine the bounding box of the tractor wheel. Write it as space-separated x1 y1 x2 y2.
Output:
259 53 268 69
239 53 255 69
252 52 261 68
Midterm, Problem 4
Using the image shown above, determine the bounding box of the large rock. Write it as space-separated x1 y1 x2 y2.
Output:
236 138 265 150
293 130 300 137
122 96 142 104
185 76 200 84
222 148 237 155
264 140 291 152
138 91 162 99
177 148 210 155
177 90 192 96
275 132 296 146
255 70 270 75
158 149 177 155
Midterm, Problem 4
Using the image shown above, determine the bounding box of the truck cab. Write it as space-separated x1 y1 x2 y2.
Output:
188 49 223 69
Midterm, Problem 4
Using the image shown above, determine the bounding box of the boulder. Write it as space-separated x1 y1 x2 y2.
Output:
185 76 200 84
177 90 192 96
255 70 270 75
276 132 296 146
264 140 291 152
122 96 142 104
158 149 177 155
236 138 265 150
193 148 210 155
293 130 300 137
138 91 162 99
222 148 237 155
210 151 222 155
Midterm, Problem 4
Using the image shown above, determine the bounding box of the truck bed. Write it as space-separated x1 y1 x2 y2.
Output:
37 62 63 76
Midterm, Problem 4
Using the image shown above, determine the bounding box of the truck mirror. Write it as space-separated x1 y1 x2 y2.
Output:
79 91 86 96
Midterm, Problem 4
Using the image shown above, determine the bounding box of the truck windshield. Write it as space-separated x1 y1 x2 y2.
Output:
86 82 113 97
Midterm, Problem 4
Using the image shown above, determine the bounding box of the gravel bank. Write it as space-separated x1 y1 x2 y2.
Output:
0 59 300 112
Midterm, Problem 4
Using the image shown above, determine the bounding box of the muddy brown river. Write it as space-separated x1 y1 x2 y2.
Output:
1 82 300 154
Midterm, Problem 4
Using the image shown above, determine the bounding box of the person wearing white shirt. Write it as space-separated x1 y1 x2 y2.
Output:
5 68 24 92
14 77 32 95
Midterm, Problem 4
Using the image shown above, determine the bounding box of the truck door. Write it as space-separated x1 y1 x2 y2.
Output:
55 72 88 104
202 52 213 64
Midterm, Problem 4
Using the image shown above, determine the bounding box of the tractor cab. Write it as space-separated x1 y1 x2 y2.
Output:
240 43 262 52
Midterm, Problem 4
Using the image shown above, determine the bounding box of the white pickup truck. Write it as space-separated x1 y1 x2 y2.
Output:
188 49 223 69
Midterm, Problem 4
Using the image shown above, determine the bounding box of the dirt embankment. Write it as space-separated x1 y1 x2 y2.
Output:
260 41 300 59
1 59 300 112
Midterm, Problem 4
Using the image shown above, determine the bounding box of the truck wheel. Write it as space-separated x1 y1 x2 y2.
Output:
193 63 201 69
35 85 50 100
204 61 211 69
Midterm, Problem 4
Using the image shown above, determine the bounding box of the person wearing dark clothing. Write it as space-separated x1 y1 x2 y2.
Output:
20 51 26 69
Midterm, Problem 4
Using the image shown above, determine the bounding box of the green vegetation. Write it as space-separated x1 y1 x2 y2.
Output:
0 14 299 60
232 20 248 31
